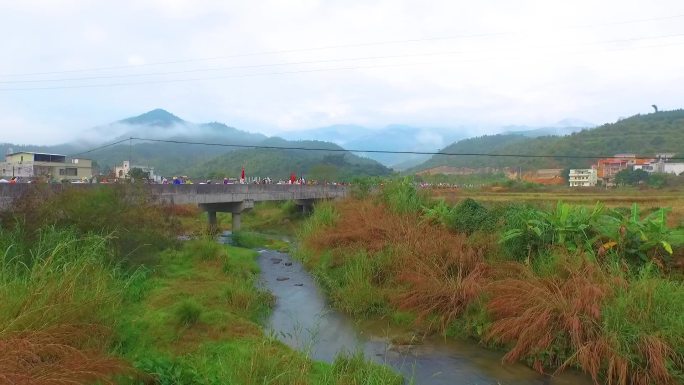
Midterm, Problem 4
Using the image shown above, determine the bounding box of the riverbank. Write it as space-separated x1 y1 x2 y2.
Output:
0 186 401 384
115 238 402 384
296 180 684 385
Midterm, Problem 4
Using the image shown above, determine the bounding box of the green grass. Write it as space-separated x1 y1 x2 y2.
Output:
311 250 392 318
232 231 290 252
115 238 401 385
601 266 684 381
175 299 204 327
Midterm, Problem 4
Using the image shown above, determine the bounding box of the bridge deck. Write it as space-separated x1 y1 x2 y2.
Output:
0 184 348 209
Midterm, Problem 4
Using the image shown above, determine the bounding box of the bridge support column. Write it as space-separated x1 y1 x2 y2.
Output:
295 199 316 214
207 211 218 233
199 200 253 233
232 212 241 231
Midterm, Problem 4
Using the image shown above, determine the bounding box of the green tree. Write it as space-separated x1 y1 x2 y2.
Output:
647 173 668 188
308 164 339 182
614 168 649 186
128 167 150 181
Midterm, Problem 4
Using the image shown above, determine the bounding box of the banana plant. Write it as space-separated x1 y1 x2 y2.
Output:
422 199 453 227
500 201 604 258
595 203 684 264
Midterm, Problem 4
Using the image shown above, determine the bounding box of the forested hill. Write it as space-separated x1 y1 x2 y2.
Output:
189 138 392 181
412 110 684 172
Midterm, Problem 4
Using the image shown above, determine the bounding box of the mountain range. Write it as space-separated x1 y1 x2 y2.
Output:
411 110 684 173
8 108 681 181
1 109 392 180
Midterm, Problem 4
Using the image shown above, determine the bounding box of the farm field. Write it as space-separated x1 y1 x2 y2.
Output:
432 188 684 225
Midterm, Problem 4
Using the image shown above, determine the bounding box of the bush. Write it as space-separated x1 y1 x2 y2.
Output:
448 198 496 235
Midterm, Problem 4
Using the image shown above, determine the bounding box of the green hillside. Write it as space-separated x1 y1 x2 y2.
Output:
190 138 392 181
413 110 684 172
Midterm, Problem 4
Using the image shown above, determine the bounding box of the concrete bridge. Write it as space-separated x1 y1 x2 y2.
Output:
0 184 348 230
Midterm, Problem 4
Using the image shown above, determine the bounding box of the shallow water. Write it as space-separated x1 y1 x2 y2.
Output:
257 249 593 385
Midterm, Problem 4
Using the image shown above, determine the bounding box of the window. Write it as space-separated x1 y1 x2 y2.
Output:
34 153 66 163
59 168 78 176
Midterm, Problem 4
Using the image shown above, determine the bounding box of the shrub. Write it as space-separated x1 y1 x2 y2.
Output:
448 198 496 235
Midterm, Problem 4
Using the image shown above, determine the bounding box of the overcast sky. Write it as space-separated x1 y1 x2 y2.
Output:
1 0 683 145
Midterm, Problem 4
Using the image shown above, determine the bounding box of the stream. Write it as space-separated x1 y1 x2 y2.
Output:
256 248 593 385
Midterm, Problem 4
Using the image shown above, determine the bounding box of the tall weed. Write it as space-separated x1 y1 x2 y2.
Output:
0 226 131 384
381 177 427 215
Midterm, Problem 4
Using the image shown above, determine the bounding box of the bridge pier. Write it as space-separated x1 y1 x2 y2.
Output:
199 200 254 232
232 211 241 231
294 198 316 214
207 210 218 232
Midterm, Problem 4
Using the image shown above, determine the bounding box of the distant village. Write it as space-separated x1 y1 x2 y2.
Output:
2 149 683 187
414 153 684 187
0 150 158 184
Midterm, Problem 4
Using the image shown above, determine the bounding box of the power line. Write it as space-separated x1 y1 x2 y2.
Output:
3 32 684 85
108 137 681 161
2 13 683 78
2 38 683 92
67 137 131 157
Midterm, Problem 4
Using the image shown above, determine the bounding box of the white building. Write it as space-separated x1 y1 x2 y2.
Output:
114 161 161 182
569 168 598 187
655 162 684 176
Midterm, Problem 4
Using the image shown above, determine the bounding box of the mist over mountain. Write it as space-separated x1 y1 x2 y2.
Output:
501 119 596 138
2 109 391 179
282 124 468 169
1 108 608 178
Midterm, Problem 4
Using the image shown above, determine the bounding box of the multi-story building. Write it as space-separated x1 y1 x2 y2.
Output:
596 158 630 185
569 168 598 187
0 152 92 181
114 160 161 182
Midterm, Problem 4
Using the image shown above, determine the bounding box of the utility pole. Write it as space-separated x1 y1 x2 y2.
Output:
128 137 133 180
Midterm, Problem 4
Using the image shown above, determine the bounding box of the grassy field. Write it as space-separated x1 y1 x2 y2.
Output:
432 188 684 226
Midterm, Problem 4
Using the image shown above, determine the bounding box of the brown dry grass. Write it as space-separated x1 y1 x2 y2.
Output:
485 261 612 371
305 199 490 331
0 325 131 385
567 334 682 385
303 197 684 385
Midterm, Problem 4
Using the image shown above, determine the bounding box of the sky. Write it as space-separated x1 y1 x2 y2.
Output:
1 0 684 145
